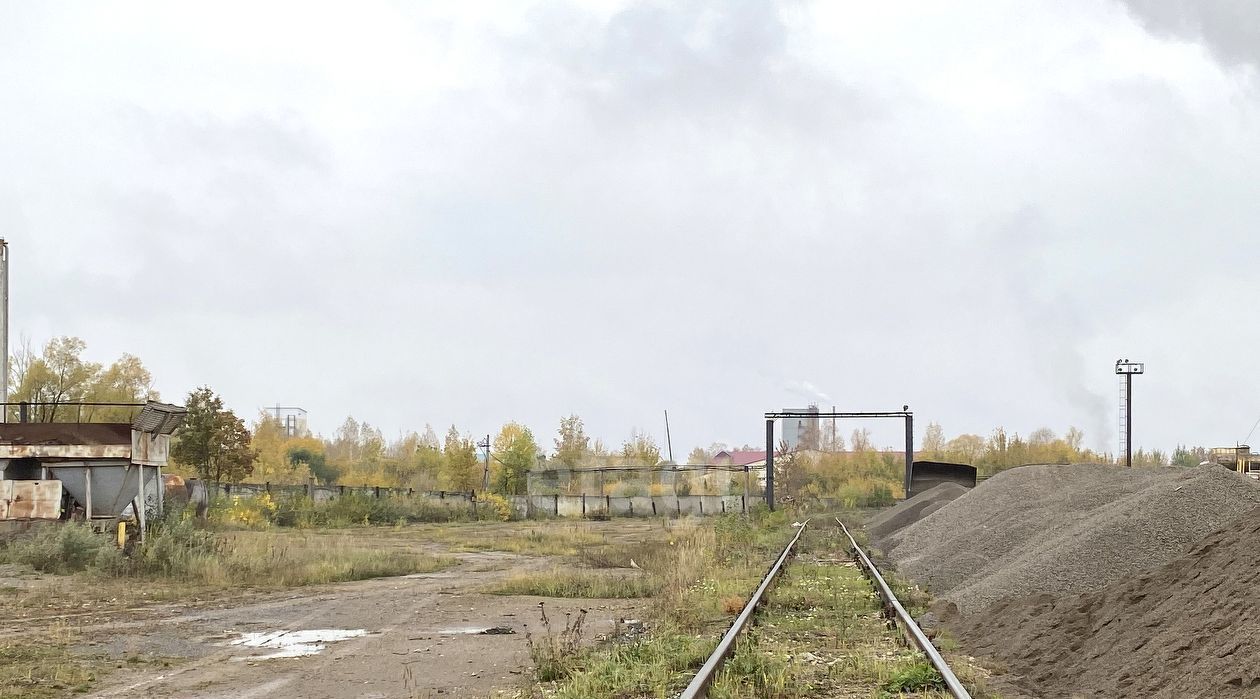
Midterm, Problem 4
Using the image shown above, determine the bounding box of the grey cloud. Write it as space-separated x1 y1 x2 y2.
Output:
1118 0 1260 67
4 1 1260 454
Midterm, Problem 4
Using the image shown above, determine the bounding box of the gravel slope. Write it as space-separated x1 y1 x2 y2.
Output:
950 505 1260 698
866 482 968 543
881 463 1260 613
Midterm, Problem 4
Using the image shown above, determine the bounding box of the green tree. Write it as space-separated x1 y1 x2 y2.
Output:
944 434 986 464
11 337 100 421
170 387 257 484
621 429 661 466
493 422 539 495
10 337 157 422
554 414 590 467
441 425 480 492
288 446 341 485
921 422 946 459
850 428 873 453
83 354 157 422
686 446 710 464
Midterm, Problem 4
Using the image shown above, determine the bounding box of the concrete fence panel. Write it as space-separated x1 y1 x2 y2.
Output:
556 495 585 518
608 496 633 516
628 496 654 516
676 495 702 516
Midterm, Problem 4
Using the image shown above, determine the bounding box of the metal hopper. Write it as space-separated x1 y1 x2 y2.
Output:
0 401 187 532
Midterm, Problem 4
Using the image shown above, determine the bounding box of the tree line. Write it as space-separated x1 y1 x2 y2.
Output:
9 337 1219 495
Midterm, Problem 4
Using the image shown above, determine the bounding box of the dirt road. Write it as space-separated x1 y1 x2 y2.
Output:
72 550 642 699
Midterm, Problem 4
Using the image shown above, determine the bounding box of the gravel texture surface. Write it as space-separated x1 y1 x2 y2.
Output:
866 482 968 543
950 504 1260 698
880 463 1260 613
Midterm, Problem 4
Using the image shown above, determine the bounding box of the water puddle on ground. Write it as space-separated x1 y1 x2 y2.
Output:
436 626 515 635
227 629 367 660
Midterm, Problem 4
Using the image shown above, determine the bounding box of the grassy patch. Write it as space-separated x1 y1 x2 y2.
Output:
487 568 659 598
0 624 108 699
0 520 456 590
442 525 608 557
532 511 795 695
267 492 501 528
546 622 713 698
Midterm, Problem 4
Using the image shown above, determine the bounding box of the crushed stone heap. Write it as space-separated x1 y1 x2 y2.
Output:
866 482 969 542
878 463 1260 613
950 506 1260 698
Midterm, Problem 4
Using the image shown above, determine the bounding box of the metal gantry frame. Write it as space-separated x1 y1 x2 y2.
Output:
764 409 913 510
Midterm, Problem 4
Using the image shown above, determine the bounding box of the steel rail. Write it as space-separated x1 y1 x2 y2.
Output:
679 519 810 699
835 517 971 699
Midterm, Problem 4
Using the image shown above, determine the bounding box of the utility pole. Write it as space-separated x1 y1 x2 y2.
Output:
0 239 8 413
478 435 491 492
1116 359 1144 467
664 410 674 463
765 418 775 510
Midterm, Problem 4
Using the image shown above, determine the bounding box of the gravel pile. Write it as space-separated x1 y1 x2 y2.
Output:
866 482 969 543
950 505 1260 698
882 463 1260 613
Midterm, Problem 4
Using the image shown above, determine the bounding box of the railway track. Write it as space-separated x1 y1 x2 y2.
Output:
836 516 971 699
678 518 810 699
679 516 971 699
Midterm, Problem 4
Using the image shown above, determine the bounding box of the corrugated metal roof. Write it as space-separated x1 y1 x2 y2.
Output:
714 450 768 466
131 402 187 435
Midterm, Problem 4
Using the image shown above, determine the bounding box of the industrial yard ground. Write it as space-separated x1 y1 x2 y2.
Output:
0 510 989 699
0 520 667 699
10 464 1254 699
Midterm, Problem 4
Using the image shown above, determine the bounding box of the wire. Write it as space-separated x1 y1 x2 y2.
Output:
1242 414 1260 447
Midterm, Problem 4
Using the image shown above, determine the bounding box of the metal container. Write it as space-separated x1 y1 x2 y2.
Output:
0 479 62 520
46 461 159 520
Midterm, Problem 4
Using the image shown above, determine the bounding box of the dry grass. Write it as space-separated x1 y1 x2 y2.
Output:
538 513 796 697
0 524 456 621
486 568 659 598
0 621 110 699
370 520 632 557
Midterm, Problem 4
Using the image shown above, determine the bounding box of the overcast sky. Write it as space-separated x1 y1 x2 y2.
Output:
2 1 1257 455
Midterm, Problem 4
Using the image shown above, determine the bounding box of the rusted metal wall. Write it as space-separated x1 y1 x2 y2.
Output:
0 444 131 460
0 480 63 520
131 431 170 466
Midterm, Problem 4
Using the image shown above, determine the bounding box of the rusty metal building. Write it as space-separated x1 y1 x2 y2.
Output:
0 401 186 529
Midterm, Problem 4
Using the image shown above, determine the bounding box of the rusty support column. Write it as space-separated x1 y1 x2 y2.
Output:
85 465 93 520
136 465 147 544
904 412 914 497
765 418 776 511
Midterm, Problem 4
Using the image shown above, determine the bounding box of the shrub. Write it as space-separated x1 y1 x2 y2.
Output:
608 481 646 497
526 602 587 682
1 524 114 574
131 516 218 578
210 493 276 530
882 661 946 693
478 492 515 522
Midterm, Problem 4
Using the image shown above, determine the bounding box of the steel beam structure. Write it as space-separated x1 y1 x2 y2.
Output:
764 409 914 510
